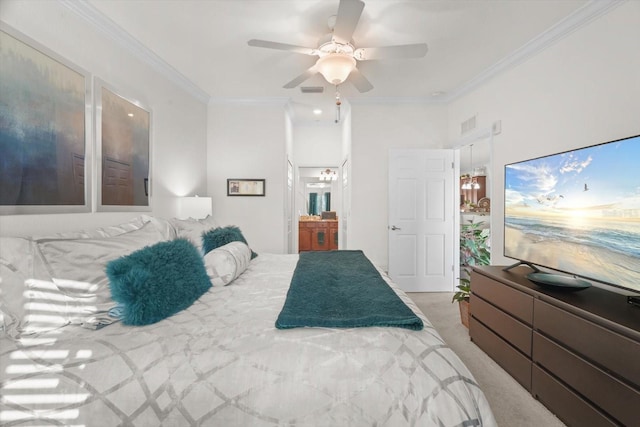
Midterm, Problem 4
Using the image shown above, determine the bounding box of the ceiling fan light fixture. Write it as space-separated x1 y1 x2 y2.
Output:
315 53 356 85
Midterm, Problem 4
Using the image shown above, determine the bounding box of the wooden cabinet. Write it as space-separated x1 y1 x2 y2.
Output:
299 220 338 252
470 266 640 427
298 225 313 252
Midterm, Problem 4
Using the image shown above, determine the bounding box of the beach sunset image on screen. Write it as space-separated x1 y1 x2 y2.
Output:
504 135 640 293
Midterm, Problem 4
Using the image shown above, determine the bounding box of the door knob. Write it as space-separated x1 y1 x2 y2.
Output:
390 225 401 231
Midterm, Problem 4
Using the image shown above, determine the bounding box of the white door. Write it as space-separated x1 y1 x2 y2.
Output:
389 149 456 292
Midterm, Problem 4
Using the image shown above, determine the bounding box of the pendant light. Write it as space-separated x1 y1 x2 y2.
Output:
462 144 481 190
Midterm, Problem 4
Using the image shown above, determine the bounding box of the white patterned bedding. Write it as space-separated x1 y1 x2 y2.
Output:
1 253 496 426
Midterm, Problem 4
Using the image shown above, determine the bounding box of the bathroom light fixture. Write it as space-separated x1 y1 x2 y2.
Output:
319 168 337 181
313 108 322 115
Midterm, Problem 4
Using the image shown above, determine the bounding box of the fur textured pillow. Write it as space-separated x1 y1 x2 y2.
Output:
106 239 211 326
202 226 257 259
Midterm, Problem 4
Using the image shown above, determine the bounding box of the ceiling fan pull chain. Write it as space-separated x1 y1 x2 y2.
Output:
335 86 342 124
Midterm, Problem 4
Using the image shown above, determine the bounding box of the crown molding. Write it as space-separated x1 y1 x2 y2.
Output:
60 0 623 109
442 0 625 103
350 0 624 106
60 0 210 104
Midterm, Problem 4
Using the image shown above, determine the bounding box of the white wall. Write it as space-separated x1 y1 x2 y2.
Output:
0 0 208 236
284 106 294 162
350 103 448 270
207 102 286 253
447 0 640 267
340 102 353 249
341 101 353 162
293 123 342 166
284 107 294 253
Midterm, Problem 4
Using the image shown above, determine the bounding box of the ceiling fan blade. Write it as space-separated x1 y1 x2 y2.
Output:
248 39 318 56
283 67 318 89
354 43 428 60
349 68 373 93
333 0 365 44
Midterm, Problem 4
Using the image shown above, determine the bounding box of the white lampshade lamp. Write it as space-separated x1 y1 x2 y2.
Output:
315 53 356 85
177 196 212 219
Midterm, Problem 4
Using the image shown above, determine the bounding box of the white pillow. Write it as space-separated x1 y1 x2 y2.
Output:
36 222 165 281
203 241 251 286
1 219 172 337
30 216 147 240
139 215 176 240
169 215 219 254
1 264 28 339
29 215 174 240
20 278 116 334
25 222 167 333
0 237 32 339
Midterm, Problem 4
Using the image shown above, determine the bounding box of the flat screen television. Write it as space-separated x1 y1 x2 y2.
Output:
504 134 640 296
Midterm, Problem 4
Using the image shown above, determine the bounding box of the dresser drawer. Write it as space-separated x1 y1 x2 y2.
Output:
533 332 640 427
300 222 326 229
535 299 640 387
471 294 532 356
471 271 534 324
470 316 531 391
532 365 617 427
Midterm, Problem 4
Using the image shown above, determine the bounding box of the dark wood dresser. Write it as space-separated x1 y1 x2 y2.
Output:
470 265 640 427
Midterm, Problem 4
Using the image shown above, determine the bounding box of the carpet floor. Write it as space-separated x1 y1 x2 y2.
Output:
407 292 566 427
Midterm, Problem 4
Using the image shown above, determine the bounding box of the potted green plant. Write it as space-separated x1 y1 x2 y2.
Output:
453 273 472 328
453 220 491 327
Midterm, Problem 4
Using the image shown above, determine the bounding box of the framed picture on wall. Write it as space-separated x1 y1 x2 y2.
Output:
0 24 92 215
227 179 266 196
95 79 152 212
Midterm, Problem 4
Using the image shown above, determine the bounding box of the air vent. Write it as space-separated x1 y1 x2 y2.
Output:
461 115 477 135
300 86 324 94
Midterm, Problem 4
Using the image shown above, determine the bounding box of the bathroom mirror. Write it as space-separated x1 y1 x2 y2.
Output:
298 167 338 216
305 182 331 215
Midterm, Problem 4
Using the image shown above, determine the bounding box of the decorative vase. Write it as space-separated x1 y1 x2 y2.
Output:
458 299 470 328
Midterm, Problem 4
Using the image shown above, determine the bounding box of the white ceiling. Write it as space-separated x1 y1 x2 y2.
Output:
83 0 601 124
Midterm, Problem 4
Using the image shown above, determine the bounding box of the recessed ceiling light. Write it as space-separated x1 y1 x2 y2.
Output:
127 113 134 117
313 109 322 115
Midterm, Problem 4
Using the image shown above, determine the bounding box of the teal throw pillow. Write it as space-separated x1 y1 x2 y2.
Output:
202 225 257 259
106 238 211 326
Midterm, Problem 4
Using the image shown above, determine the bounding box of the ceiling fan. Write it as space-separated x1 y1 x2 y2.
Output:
247 0 428 93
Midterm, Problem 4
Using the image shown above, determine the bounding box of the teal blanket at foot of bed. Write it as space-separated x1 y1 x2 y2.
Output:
276 250 423 330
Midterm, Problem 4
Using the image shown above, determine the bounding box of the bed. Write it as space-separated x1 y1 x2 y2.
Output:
0 216 496 426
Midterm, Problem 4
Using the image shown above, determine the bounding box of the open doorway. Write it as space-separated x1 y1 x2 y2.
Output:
457 131 493 289
295 167 341 252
